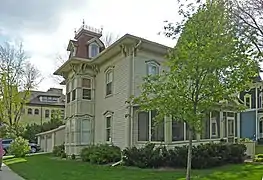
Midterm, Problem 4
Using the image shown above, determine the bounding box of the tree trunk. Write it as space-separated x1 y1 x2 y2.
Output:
186 129 193 180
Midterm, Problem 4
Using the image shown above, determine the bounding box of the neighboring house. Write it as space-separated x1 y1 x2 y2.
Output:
239 76 263 140
20 88 65 125
54 23 243 155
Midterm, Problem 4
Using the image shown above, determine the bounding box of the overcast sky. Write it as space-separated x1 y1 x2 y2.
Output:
0 0 180 91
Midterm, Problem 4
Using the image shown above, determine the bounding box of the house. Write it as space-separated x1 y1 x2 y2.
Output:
20 88 65 125
53 23 242 155
239 76 263 141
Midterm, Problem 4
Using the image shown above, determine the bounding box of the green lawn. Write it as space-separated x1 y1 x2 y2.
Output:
4 154 263 180
256 145 263 154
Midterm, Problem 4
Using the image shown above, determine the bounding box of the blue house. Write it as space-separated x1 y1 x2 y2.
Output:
239 76 263 141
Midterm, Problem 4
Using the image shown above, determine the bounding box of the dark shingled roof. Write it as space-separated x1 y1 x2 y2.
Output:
27 88 65 106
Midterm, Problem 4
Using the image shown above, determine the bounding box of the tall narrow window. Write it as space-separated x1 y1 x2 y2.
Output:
106 70 113 96
151 110 164 141
172 121 184 141
34 109 39 115
259 118 263 134
147 61 159 75
82 78 92 100
211 117 217 137
138 112 149 141
45 110 50 118
259 93 262 108
66 93 71 103
72 89 76 101
228 118 234 136
28 108 32 115
106 116 112 141
244 94 251 109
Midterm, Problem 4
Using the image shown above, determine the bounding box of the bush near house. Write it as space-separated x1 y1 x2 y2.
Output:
80 144 121 164
254 154 263 162
9 137 31 158
52 144 65 157
122 143 246 169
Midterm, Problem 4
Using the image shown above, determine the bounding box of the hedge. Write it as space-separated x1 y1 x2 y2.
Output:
122 143 246 169
80 144 121 164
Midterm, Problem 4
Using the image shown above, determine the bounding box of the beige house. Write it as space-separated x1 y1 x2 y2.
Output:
20 88 65 125
54 24 242 155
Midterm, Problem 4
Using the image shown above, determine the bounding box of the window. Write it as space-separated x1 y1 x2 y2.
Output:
106 70 113 96
259 93 262 108
211 118 217 137
228 118 234 136
260 119 263 134
82 78 92 100
147 62 159 75
244 94 251 108
81 119 91 144
45 110 50 118
137 110 164 141
66 93 70 103
72 89 76 101
172 121 184 141
34 109 39 115
89 43 99 58
28 108 32 115
106 116 112 141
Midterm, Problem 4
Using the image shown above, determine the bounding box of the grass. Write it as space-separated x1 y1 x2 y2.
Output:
4 154 263 180
256 145 263 154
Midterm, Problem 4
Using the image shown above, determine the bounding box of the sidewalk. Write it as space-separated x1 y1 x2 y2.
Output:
0 163 24 180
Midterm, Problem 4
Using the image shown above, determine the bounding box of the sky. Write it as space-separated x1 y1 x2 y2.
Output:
0 0 180 91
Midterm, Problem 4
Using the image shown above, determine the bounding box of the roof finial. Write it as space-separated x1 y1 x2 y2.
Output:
74 28 77 35
82 19 85 27
100 25 104 33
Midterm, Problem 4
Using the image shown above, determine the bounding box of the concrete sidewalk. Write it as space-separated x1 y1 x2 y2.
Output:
0 163 24 180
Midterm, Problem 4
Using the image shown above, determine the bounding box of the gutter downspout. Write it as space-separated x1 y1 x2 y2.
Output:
127 40 142 148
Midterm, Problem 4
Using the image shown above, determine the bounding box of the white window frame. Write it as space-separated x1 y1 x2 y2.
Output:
105 114 112 142
244 94 252 109
80 118 91 144
210 117 218 138
146 61 160 76
105 69 113 96
82 78 92 100
89 43 99 58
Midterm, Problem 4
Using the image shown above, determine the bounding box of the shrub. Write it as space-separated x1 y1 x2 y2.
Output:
61 152 67 159
71 154 76 160
52 144 65 157
80 144 121 164
254 154 263 162
9 137 31 157
123 142 247 169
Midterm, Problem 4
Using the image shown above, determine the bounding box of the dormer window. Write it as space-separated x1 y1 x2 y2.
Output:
89 43 99 58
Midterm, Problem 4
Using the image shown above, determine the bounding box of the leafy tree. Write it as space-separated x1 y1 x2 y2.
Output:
0 42 41 136
23 109 65 142
131 0 259 179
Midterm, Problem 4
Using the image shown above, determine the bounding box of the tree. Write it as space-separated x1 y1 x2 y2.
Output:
233 0 263 60
101 32 119 48
0 42 41 135
131 1 259 179
23 109 65 142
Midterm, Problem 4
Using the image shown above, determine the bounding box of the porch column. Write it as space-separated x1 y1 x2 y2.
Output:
165 116 172 144
237 113 240 138
220 111 224 139
183 122 186 141
256 85 258 140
